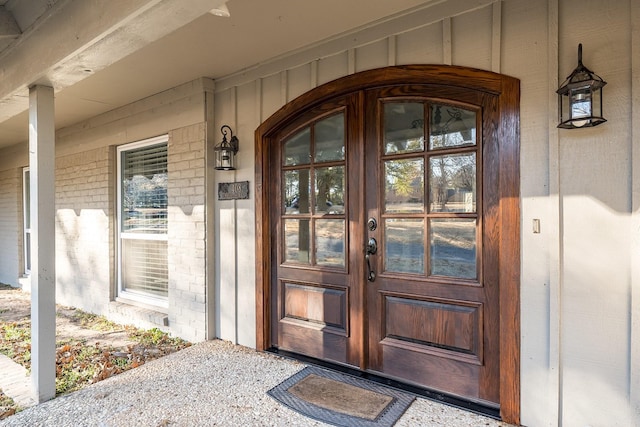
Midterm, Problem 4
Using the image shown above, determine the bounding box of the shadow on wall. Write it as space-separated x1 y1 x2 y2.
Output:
55 208 110 312
556 195 632 425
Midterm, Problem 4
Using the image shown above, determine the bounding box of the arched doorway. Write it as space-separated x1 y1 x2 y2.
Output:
255 65 520 423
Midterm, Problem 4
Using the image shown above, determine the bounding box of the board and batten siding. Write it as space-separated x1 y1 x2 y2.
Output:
212 0 640 425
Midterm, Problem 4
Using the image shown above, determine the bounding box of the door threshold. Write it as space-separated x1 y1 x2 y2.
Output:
266 347 501 421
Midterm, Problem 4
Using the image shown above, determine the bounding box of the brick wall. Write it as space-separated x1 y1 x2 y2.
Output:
0 168 21 286
166 123 208 342
55 146 113 313
0 79 212 343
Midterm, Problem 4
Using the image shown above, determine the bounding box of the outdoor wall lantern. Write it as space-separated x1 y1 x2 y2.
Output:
215 125 239 170
557 43 607 129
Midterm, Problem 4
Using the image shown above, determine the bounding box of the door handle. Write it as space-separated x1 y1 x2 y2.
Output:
365 237 377 282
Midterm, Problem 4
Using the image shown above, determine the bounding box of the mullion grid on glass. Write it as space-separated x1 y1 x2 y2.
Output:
425 102 479 280
281 113 346 268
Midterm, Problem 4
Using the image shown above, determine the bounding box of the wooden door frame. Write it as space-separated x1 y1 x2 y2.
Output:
254 65 520 424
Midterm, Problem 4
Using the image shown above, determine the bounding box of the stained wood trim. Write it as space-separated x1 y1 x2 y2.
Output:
255 65 520 423
497 74 521 425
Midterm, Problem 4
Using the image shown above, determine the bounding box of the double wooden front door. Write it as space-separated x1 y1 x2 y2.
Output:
256 66 520 420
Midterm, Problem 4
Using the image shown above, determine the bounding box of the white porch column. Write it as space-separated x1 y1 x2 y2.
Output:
28 84 56 402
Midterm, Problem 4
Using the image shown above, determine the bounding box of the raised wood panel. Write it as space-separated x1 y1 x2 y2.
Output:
282 282 347 331
384 295 482 360
279 321 348 364
380 344 481 400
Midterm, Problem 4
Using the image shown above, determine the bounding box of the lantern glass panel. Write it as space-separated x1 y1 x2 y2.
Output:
216 146 235 170
570 87 592 126
592 88 603 118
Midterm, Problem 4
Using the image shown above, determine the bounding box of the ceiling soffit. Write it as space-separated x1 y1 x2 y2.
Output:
0 0 226 134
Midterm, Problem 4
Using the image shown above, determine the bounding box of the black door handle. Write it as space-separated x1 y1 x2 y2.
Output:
365 237 377 282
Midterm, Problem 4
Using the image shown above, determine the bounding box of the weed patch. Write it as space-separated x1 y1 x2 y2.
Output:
0 306 191 419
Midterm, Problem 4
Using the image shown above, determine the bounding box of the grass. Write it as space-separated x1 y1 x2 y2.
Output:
0 390 20 420
0 320 31 367
0 307 191 418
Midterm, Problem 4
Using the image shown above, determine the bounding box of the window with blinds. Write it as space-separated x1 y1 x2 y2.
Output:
23 168 31 275
117 136 168 303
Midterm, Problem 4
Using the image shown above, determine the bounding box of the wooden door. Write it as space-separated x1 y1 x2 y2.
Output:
256 65 520 423
268 94 364 367
364 86 500 407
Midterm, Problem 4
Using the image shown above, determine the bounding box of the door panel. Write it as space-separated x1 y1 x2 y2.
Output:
383 295 483 362
364 86 499 405
270 95 364 367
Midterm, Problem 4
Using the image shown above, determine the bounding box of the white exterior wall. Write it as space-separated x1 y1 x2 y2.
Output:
0 0 636 424
55 147 112 314
212 0 639 425
54 78 214 341
167 123 209 343
0 168 22 285
0 144 28 287
0 78 215 342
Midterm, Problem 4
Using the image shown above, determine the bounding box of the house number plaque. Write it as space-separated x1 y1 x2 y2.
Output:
218 181 250 200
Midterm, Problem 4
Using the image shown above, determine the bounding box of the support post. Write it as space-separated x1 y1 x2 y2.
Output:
28 84 56 403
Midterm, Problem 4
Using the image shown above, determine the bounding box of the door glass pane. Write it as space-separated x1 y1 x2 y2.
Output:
429 153 476 213
315 113 345 162
284 127 311 166
284 169 310 214
384 103 425 154
284 219 310 264
385 218 424 274
429 218 476 279
384 158 424 213
315 166 345 214
315 219 345 267
429 104 476 149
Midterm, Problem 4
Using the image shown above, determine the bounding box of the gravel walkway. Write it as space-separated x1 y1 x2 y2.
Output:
0 340 514 427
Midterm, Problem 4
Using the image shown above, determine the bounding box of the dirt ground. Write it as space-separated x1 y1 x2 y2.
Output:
0 284 137 348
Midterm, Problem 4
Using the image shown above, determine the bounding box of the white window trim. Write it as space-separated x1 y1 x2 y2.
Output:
116 135 169 309
22 167 31 276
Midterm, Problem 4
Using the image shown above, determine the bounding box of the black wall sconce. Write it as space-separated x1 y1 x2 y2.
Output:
557 44 607 129
215 125 239 170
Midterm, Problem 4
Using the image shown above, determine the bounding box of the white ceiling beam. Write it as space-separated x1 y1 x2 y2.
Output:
0 0 225 123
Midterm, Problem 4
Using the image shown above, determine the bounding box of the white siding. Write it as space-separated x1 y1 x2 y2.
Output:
0 0 636 424
212 0 639 425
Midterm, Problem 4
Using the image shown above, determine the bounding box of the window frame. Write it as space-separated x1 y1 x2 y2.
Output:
22 167 31 276
116 135 169 309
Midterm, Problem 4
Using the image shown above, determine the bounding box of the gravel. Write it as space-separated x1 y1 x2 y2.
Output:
0 340 514 427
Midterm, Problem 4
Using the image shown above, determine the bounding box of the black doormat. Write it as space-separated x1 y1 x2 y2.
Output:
267 366 415 426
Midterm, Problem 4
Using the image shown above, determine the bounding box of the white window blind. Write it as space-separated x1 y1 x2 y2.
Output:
118 137 168 302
